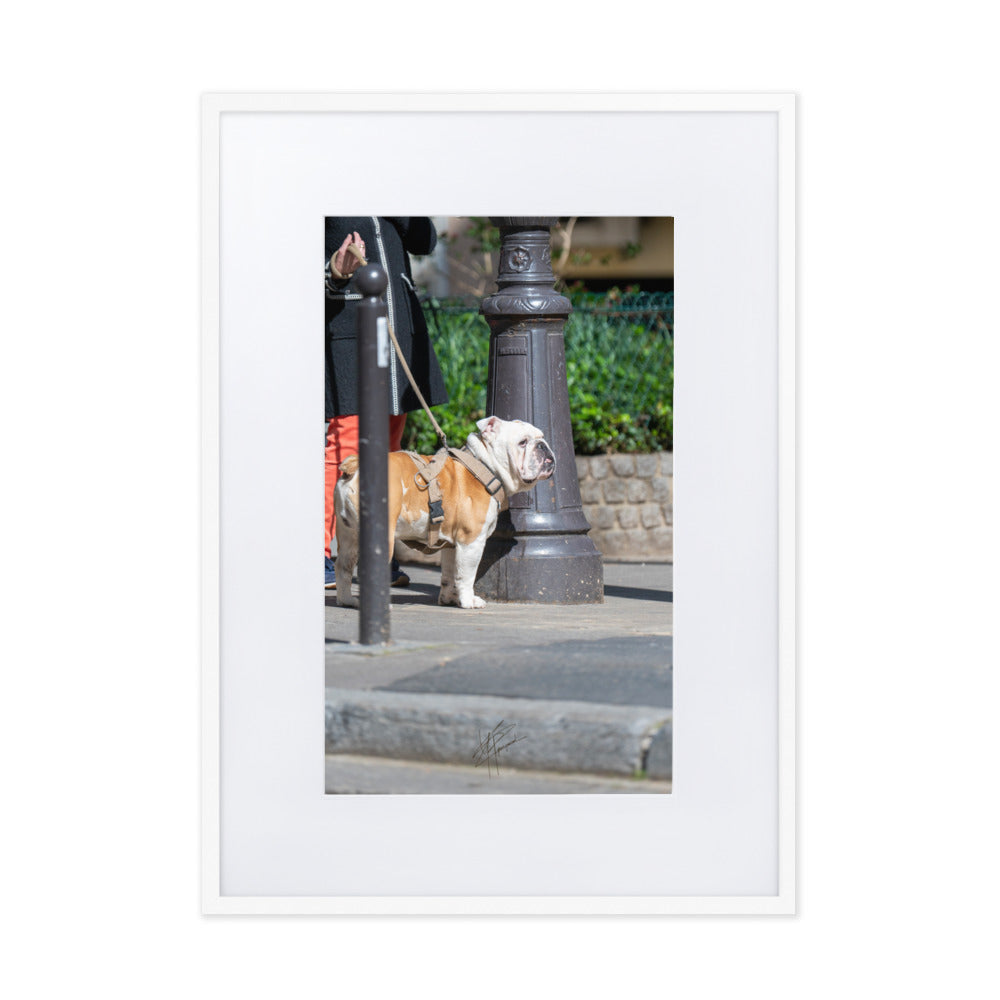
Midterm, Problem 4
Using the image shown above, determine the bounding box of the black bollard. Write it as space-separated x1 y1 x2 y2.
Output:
356 263 391 644
475 217 604 604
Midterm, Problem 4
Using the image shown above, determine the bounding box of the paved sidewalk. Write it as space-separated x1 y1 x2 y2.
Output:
325 561 672 793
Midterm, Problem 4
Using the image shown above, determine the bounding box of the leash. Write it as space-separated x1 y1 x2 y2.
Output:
341 243 449 449
336 243 504 549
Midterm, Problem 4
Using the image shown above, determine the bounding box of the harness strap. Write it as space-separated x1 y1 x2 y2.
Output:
402 446 504 552
447 447 503 497
412 449 450 496
404 449 446 522
403 449 448 551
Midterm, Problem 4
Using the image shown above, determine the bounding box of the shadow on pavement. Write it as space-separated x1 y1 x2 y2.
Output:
324 583 440 611
388 584 440 605
602 584 672 602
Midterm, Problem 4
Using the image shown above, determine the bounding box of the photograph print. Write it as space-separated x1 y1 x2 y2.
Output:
323 216 673 794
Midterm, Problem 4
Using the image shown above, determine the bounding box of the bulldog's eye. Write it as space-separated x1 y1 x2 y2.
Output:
519 438 529 447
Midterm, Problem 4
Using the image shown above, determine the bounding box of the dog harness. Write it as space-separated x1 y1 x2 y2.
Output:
402 447 504 552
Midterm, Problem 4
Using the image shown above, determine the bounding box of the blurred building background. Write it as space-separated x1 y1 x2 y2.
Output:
411 217 674 298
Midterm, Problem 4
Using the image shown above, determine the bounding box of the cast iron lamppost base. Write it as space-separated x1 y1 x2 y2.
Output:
474 217 604 604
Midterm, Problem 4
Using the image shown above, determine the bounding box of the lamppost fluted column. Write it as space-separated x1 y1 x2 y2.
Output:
474 217 603 604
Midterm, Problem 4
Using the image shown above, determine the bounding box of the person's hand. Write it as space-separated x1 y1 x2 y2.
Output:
330 232 367 279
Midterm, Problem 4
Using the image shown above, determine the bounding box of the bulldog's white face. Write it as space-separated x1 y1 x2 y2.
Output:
474 416 556 493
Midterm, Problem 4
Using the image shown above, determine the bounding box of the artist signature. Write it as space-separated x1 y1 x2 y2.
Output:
473 720 526 776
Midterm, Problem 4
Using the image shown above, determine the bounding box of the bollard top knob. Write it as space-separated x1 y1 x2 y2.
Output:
355 263 388 297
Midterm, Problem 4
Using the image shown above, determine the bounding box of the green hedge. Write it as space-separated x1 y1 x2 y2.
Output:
401 291 673 456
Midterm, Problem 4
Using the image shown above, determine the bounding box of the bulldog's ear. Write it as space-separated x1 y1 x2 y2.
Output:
476 416 502 442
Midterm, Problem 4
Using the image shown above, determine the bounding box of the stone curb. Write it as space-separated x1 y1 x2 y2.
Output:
325 687 672 779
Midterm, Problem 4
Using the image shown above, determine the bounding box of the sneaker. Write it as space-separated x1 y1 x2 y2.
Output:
390 558 410 587
325 556 337 589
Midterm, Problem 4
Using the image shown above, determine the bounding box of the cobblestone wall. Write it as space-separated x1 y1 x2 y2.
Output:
575 452 673 562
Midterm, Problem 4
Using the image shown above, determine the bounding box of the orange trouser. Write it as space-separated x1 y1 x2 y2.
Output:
325 414 407 558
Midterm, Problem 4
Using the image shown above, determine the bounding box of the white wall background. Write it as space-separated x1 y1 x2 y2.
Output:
2 2 997 998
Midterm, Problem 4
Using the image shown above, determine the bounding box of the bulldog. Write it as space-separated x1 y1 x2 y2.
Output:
334 416 556 609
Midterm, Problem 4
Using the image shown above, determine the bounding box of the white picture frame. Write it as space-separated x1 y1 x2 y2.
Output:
202 93 795 914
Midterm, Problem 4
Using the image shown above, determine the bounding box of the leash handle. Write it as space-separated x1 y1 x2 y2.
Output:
328 241 369 280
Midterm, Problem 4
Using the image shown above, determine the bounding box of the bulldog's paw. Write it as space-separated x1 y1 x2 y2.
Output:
439 589 486 609
337 594 359 609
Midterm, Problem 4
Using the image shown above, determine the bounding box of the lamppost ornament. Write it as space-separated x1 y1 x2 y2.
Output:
509 247 531 271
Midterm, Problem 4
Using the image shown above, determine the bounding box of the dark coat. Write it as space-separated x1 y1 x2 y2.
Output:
325 216 448 419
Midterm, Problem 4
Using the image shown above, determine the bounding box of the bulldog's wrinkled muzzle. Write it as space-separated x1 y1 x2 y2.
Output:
529 440 556 481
